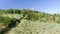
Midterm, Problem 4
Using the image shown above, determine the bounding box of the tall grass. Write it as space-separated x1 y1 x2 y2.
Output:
6 19 60 34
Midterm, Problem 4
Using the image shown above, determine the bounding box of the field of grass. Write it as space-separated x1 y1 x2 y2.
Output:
6 19 60 34
0 9 60 34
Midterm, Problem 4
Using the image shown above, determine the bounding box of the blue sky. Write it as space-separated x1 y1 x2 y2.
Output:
39 0 60 14
0 0 60 14
0 0 39 9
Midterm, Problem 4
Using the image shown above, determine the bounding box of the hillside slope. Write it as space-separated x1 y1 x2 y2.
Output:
6 19 60 34
0 9 60 34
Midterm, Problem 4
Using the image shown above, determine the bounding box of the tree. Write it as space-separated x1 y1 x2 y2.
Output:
5 9 13 14
13 9 21 14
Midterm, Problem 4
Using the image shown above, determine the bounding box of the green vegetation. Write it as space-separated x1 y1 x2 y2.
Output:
6 19 60 34
0 9 60 34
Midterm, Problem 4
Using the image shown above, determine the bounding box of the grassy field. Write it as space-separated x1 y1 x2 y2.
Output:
6 19 60 34
0 9 60 34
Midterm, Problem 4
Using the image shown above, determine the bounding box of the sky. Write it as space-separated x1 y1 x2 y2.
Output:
0 0 60 14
